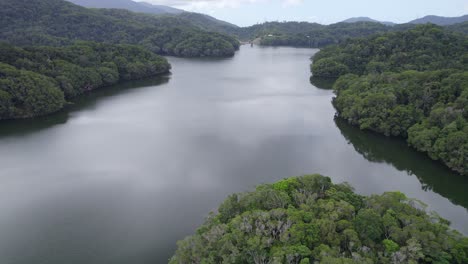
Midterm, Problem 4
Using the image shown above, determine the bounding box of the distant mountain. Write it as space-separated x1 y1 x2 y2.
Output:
138 2 181 14
66 0 183 14
342 17 379 23
409 15 468 26
342 17 395 26
66 0 238 34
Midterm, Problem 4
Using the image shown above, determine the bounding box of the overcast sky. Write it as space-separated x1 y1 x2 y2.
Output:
136 0 468 26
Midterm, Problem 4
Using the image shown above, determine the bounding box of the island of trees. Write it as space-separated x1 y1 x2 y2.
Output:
170 174 468 264
311 25 467 176
0 42 170 120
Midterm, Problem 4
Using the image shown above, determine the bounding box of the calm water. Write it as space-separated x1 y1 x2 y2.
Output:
0 46 467 264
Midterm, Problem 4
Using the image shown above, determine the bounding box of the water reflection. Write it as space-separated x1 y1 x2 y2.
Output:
309 76 336 90
0 76 169 139
335 118 468 209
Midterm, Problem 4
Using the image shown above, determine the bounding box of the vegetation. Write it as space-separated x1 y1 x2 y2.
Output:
227 21 430 48
0 42 170 120
408 15 468 26
311 25 467 175
0 0 239 58
448 21 468 35
170 174 468 264
257 22 391 48
175 12 240 35
335 118 468 210
225 19 466 49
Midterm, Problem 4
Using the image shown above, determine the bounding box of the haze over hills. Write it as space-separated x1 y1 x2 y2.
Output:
408 15 468 25
342 17 396 26
66 0 239 34
66 0 182 14
138 1 182 14
341 15 468 26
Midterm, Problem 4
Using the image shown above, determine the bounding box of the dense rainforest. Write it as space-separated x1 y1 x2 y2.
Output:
0 0 240 58
447 21 468 35
311 25 467 176
255 22 391 48
170 174 468 264
65 0 468 49
0 42 170 120
224 21 423 48
224 20 466 48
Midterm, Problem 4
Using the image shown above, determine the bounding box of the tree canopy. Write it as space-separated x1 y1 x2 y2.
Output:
170 174 468 264
0 0 240 58
0 42 170 120
311 25 468 175
257 22 392 48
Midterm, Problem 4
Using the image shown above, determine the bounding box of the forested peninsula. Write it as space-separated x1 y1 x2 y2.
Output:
0 0 244 120
170 174 468 264
0 42 170 120
312 25 468 176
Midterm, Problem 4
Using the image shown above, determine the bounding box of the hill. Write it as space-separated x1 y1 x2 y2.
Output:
66 0 239 35
0 0 239 57
176 12 239 34
138 1 182 14
312 25 468 175
246 21 391 48
409 15 468 25
170 174 468 263
66 0 182 14
342 17 395 26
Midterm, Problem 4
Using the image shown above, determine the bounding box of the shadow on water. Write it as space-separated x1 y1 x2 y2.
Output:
309 76 336 90
0 75 170 139
335 118 468 209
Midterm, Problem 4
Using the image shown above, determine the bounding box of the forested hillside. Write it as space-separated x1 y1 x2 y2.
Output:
0 42 170 120
226 20 466 48
312 25 467 175
175 12 240 35
255 22 391 47
229 21 429 48
170 174 468 263
0 0 239 57
409 15 468 26
448 21 468 34
66 0 183 14
67 0 239 35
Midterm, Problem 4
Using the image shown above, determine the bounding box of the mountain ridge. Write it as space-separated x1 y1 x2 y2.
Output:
342 17 396 26
0 0 240 57
66 0 239 34
408 14 468 25
66 0 183 14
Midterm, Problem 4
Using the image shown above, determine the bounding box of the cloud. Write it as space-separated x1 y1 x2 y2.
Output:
282 0 304 7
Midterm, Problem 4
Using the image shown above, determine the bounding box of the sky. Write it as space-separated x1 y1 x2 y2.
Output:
136 0 468 26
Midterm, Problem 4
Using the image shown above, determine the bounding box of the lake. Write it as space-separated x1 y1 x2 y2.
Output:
0 46 466 264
